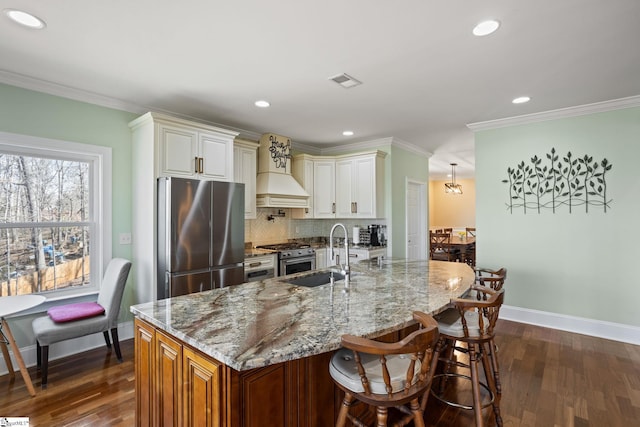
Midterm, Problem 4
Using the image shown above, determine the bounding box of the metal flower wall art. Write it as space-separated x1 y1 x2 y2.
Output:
502 148 613 214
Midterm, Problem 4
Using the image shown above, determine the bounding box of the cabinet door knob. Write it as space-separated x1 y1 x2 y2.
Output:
195 156 199 173
198 157 204 174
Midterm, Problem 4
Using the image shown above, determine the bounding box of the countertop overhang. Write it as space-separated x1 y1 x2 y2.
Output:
130 259 474 371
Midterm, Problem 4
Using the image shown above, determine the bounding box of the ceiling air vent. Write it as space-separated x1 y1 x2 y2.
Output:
329 73 362 88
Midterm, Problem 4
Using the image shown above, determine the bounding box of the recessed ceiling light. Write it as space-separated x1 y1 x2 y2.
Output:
473 20 500 36
512 96 531 104
254 100 270 108
4 9 46 29
342 130 354 136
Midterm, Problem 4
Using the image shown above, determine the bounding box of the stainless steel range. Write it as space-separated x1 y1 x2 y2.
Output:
256 243 316 276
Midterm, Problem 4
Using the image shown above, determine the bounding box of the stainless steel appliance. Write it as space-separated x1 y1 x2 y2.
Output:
256 243 316 276
157 177 245 299
368 224 381 246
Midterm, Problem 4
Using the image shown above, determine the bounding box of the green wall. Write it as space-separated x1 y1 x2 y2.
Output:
476 106 640 327
388 145 430 258
0 83 138 346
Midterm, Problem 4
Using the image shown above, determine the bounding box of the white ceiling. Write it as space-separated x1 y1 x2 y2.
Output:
1 0 639 179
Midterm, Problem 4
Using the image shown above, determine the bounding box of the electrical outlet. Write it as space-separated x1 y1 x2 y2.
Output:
119 233 132 245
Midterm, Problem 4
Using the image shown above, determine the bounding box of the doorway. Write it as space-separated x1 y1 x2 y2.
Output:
406 179 426 260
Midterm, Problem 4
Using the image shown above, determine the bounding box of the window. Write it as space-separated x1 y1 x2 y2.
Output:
0 132 111 298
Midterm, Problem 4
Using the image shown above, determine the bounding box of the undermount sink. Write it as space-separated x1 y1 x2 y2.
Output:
285 270 345 287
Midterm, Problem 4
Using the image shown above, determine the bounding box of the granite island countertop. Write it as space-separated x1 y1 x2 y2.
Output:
130 259 474 371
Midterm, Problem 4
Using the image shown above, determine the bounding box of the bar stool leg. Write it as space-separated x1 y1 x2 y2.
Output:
376 406 388 426
469 344 484 427
336 392 354 427
488 340 502 394
2 318 36 397
411 398 426 427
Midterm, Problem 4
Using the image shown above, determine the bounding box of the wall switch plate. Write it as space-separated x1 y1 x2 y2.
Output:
119 232 132 245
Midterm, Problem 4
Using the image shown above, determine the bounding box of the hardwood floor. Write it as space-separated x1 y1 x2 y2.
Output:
0 339 135 426
1 320 639 426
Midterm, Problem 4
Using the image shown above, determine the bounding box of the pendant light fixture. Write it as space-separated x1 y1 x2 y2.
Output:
444 163 463 194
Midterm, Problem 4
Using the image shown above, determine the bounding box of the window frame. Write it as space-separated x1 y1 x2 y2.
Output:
0 131 112 310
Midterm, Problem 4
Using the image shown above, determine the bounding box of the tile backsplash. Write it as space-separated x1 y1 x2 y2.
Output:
246 208 386 247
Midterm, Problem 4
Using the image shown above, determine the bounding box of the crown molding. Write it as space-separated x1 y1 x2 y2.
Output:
316 136 432 158
0 69 264 140
291 141 323 155
389 137 433 158
319 137 393 155
0 69 147 114
467 95 640 132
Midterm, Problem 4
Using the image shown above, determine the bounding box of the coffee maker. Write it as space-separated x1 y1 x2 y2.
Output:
368 224 381 246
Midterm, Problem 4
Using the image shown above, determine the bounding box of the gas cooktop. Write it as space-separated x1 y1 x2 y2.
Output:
256 243 312 251
256 242 315 258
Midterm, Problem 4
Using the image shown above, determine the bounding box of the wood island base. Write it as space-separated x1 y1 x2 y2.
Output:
135 318 344 427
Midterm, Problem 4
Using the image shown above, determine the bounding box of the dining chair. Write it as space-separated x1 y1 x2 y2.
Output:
429 232 460 261
462 228 476 266
329 311 440 427
475 267 507 292
32 258 131 388
432 286 505 427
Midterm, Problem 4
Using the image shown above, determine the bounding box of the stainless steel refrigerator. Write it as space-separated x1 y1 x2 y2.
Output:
157 177 245 299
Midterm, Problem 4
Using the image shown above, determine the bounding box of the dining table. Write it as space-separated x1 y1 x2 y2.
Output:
448 235 476 262
0 294 46 396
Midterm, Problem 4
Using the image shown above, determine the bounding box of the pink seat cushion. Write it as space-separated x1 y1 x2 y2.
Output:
48 302 105 323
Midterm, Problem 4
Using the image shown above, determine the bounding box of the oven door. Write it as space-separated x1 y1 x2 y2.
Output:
245 267 275 282
280 256 316 276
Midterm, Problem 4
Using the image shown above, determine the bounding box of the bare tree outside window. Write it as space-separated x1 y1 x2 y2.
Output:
0 152 91 296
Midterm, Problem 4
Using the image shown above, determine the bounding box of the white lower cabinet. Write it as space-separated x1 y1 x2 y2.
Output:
325 246 386 267
315 249 327 270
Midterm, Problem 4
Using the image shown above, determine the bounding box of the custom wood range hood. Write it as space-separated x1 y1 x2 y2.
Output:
256 133 309 208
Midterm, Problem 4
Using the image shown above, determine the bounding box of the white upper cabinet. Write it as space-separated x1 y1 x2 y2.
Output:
336 154 380 218
291 150 385 219
291 154 315 219
158 124 199 177
234 138 259 219
198 131 235 180
134 112 237 181
313 159 337 218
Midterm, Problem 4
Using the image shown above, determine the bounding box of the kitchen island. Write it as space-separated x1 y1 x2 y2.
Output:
131 259 474 426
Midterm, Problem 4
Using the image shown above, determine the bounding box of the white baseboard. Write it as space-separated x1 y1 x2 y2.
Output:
0 321 134 376
500 305 640 346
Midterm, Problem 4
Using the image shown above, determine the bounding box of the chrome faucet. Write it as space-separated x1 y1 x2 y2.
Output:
329 223 350 284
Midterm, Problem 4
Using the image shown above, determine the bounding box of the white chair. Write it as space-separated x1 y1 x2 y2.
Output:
32 258 131 388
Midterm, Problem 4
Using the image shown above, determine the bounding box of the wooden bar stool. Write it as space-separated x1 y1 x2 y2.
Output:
431 286 505 427
329 311 440 427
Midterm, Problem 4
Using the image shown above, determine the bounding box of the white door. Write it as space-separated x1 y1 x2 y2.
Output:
406 180 426 260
